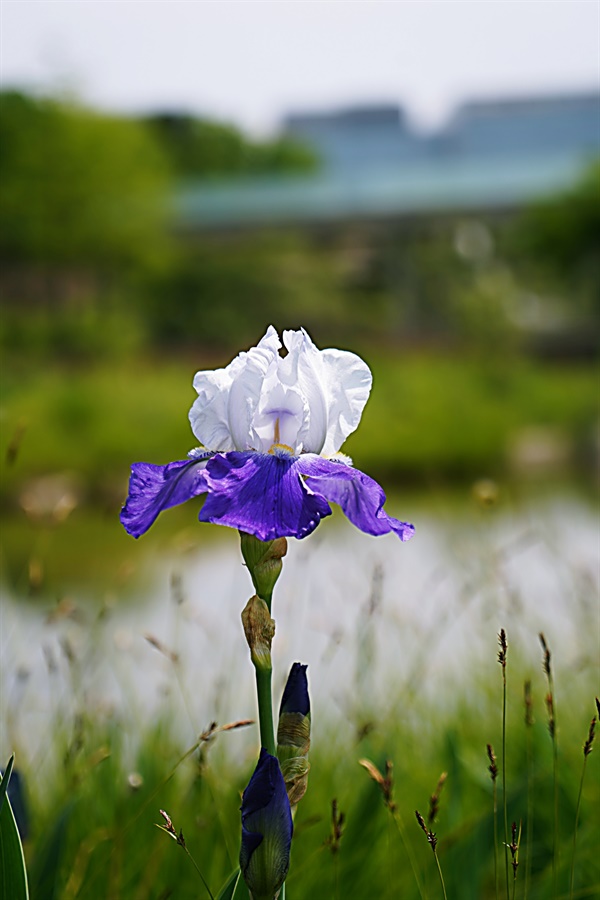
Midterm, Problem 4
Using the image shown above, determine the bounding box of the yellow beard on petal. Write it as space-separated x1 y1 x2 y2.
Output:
268 443 295 457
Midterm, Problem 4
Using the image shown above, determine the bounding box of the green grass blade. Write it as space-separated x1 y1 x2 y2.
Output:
0 755 15 816
216 868 241 900
28 803 72 900
0 791 29 900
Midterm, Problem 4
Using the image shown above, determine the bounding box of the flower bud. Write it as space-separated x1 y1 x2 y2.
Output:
240 532 287 604
277 663 311 808
240 748 293 900
242 596 275 672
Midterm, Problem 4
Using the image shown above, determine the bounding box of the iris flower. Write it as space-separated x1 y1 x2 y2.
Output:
240 748 293 900
120 326 414 543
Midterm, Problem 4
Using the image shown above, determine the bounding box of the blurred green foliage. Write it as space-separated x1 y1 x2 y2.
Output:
0 90 171 268
508 161 600 319
0 89 598 504
1 88 598 362
143 112 319 178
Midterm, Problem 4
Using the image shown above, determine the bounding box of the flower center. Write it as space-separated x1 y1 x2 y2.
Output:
266 416 297 456
268 443 295 457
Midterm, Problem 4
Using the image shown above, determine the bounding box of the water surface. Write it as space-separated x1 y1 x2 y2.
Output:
1 485 598 774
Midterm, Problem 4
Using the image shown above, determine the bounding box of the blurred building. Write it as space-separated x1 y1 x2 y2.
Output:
442 93 599 161
283 104 423 170
176 90 599 230
284 93 599 168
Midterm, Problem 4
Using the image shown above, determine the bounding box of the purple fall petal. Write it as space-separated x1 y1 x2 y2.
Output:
120 459 209 538
200 452 332 541
298 455 415 541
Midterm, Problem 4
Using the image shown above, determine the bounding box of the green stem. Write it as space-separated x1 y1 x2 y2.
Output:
493 780 499 900
333 852 340 900
524 723 533 900
502 672 509 900
569 757 587 899
254 665 276 755
391 810 427 900
261 587 274 614
549 674 558 899
433 850 448 900
254 583 275 756
182 845 215 900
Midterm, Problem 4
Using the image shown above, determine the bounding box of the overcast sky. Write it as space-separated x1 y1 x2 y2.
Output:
1 0 598 134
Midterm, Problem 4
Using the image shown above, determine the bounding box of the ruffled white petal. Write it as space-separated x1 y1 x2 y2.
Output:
189 326 371 457
318 347 372 456
189 365 236 451
189 326 281 451
283 328 372 456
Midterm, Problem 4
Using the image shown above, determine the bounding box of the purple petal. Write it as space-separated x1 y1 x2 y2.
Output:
120 459 209 538
201 452 331 541
279 663 310 717
297 455 415 541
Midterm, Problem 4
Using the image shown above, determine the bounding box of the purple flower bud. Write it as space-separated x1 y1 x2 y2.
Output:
277 664 311 808
279 663 310 718
240 749 292 900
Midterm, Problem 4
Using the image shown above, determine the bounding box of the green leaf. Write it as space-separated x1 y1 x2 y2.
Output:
28 803 72 900
216 868 250 900
0 787 29 900
0 755 15 816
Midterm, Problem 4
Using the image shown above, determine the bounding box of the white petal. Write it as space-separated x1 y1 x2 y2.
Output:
189 325 371 458
318 348 372 456
189 366 236 451
189 326 281 452
253 379 308 452
227 327 281 449
282 329 328 453
283 329 372 455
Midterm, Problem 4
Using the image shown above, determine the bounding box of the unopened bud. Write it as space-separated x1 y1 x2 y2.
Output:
242 595 275 671
277 663 311 809
240 749 292 900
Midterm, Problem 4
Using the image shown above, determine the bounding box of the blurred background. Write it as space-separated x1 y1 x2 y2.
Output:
1 0 599 516
0 3 599 895
1 0 599 702
1 1 598 537
1 0 599 661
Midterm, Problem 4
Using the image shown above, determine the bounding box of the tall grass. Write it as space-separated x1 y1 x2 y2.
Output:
1 478 598 898
3 618 598 899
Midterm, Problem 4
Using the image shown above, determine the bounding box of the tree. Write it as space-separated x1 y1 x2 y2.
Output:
0 91 172 271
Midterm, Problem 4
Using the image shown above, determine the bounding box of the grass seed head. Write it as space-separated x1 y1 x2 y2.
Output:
428 771 447 825
358 758 395 811
497 629 507 668
545 692 555 739
416 809 438 853
326 798 345 854
486 743 498 781
524 680 533 727
539 632 551 678
583 716 596 757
